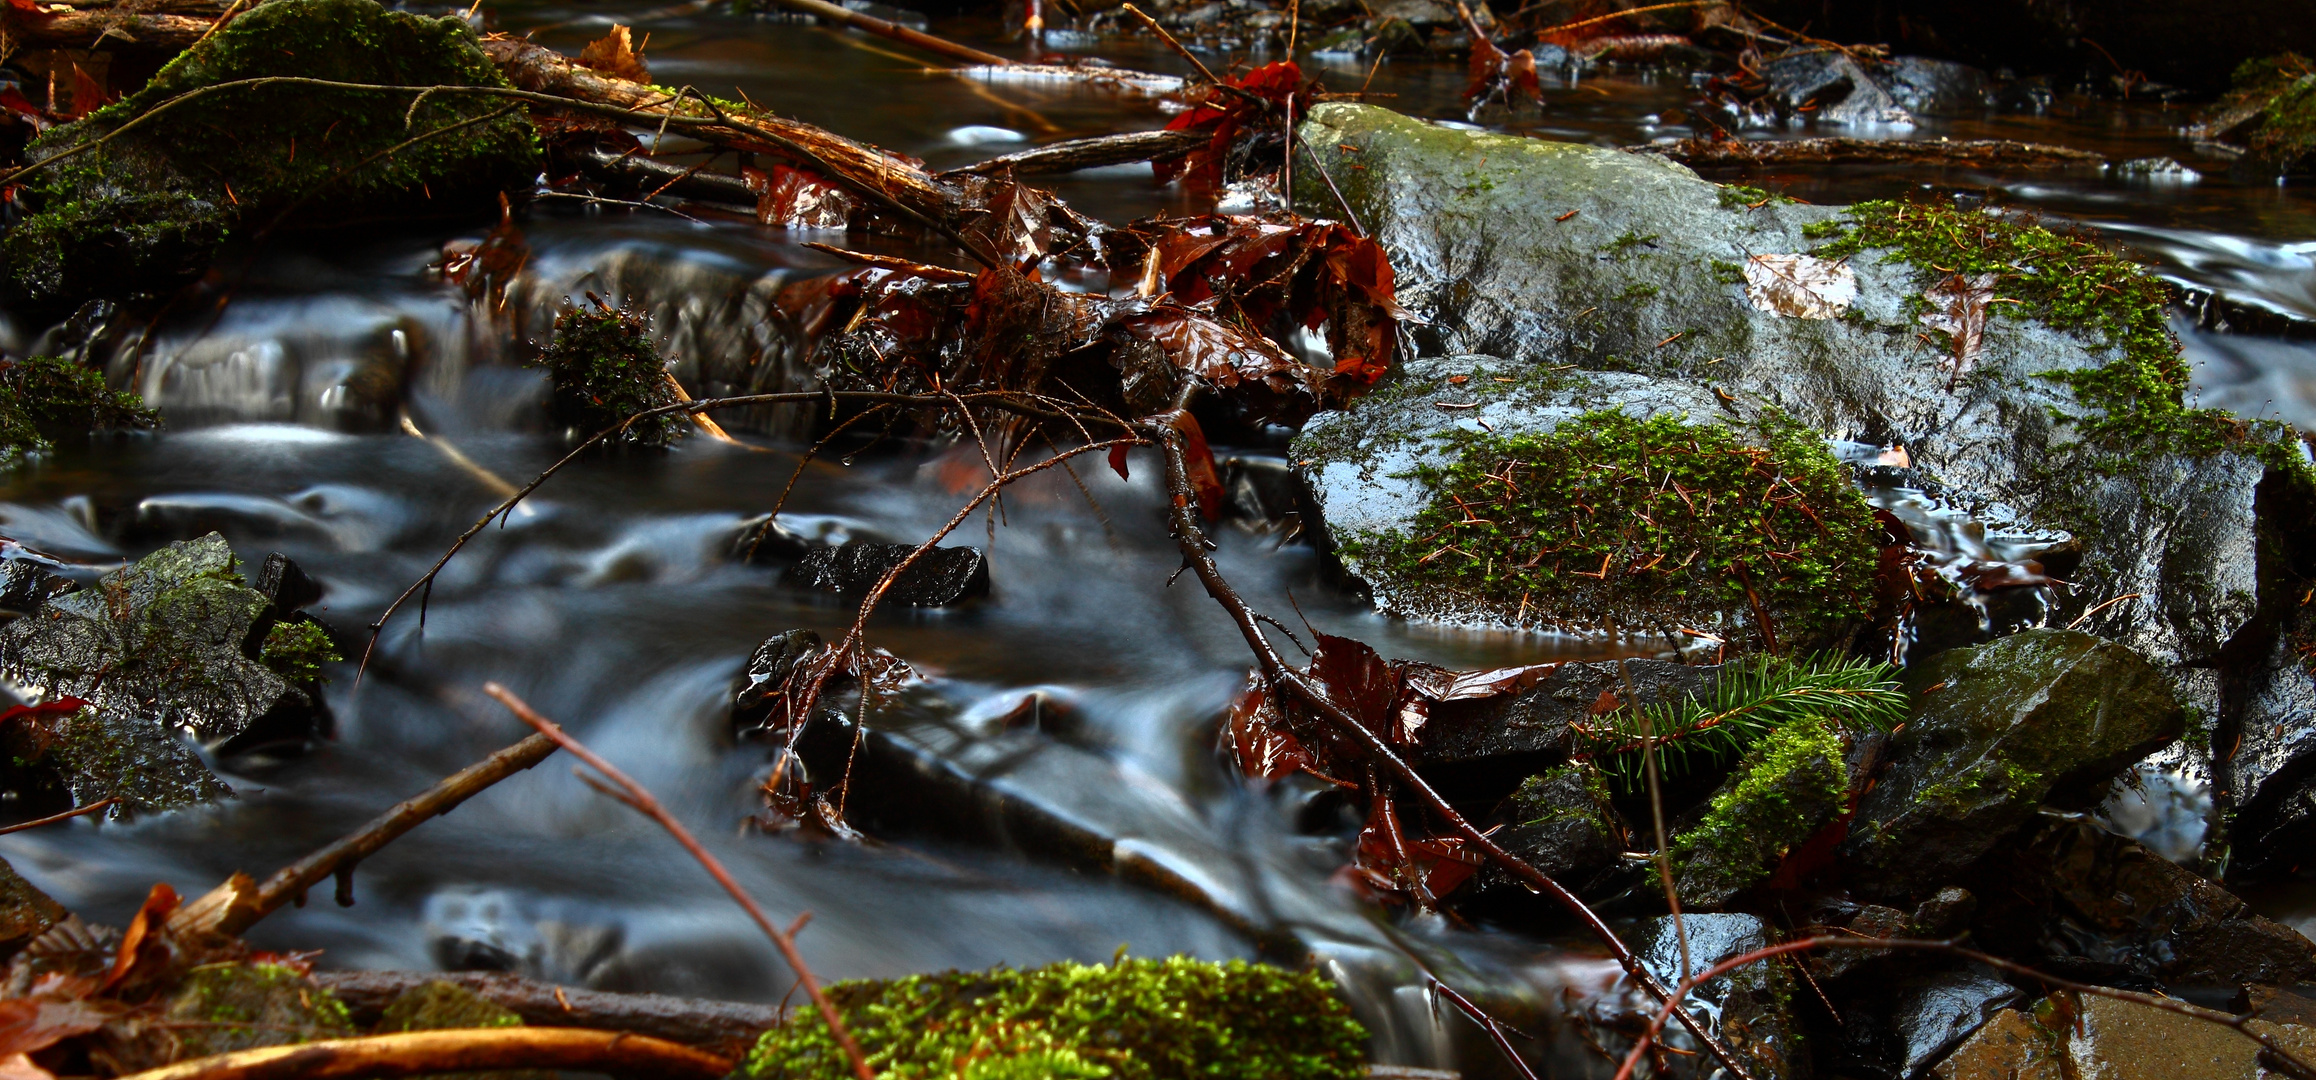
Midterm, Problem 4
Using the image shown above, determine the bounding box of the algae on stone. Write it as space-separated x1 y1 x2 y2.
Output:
96 962 357 1072
0 533 310 815
736 956 1365 1080
0 356 159 468
2 0 540 313
532 299 687 446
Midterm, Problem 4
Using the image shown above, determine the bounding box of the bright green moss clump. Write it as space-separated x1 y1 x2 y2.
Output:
259 620 340 685
2223 53 2315 170
533 300 688 446
1672 716 1849 907
1807 198 2306 479
1355 410 1880 649
738 956 1367 1080
0 356 159 467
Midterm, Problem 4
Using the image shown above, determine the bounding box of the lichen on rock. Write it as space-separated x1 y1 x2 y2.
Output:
96 962 357 1073
532 298 687 446
1 0 541 314
0 356 160 469
735 955 1366 1080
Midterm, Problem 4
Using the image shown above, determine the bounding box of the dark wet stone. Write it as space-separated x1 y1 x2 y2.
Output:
1840 630 2184 903
0 856 66 961
1761 49 1917 126
1415 655 1712 767
255 552 323 614
784 541 990 607
1831 963 2019 1080
0 560 75 616
732 629 825 731
1627 913 1811 1080
729 515 818 565
1968 815 2316 991
1792 899 1912 980
1882 58 1990 117
1480 764 1626 892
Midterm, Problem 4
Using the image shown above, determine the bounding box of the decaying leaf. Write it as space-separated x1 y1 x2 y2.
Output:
1744 253 1858 319
1459 3 1541 109
1153 61 1304 193
745 164 861 230
576 25 651 85
1919 272 1997 384
438 196 529 314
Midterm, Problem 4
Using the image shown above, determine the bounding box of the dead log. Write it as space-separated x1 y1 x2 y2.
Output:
1639 136 2107 170
0 0 223 52
946 128 1207 176
312 971 781 1052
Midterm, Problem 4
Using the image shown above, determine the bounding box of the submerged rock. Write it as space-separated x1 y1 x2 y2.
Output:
1969 816 2316 990
1 0 539 316
785 541 990 607
1292 102 2306 745
1624 913 1810 1080
1841 630 2184 902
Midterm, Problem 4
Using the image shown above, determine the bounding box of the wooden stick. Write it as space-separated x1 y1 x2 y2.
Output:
108 1027 729 1080
762 0 1015 68
201 732 560 937
0 797 117 835
481 685 879 1080
313 971 780 1051
945 128 1207 175
1120 3 1221 85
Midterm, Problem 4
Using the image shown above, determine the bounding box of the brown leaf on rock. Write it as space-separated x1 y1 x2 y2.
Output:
1225 676 1312 780
438 195 529 314
1920 272 1997 386
577 25 651 85
1743 253 1858 319
745 164 861 230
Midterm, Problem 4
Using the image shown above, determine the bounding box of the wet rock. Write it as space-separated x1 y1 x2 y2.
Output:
1932 992 2316 1080
1882 58 1990 117
0 533 329 814
1 0 539 317
1832 964 2019 1080
1761 50 1918 126
1968 815 2316 990
0 856 67 961
784 541 990 607
0 559 76 617
1292 102 2293 723
1479 764 1625 892
1673 717 1861 909
1626 913 1810 1080
1792 899 1912 980
94 962 357 1074
532 299 688 447
732 629 825 731
1413 654 1712 768
1840 630 2184 902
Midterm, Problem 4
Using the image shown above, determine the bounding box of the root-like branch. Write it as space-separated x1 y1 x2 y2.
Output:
107 1027 730 1080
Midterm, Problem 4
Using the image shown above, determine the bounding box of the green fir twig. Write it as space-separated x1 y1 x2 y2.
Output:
1575 654 1904 790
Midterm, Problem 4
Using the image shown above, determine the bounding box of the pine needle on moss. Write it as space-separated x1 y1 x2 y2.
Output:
1574 653 1904 790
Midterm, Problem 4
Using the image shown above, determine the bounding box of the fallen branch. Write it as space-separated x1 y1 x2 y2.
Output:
0 5 218 52
482 684 879 1080
1639 136 2106 171
108 1027 730 1080
1144 413 1756 1080
313 970 779 1052
0 796 118 835
760 0 1013 68
946 128 1208 176
173 731 560 939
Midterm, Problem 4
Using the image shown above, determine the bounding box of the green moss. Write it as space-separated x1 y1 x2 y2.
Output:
259 620 339 685
5 0 539 311
1350 409 1879 648
1809 198 2308 482
1615 283 1661 302
532 299 687 446
737 956 1365 1080
1601 230 1659 256
0 356 160 467
1511 765 1616 829
1709 259 1747 285
1716 184 1795 210
2222 53 2316 170
163 963 356 1059
1672 716 1847 902
1915 757 2043 816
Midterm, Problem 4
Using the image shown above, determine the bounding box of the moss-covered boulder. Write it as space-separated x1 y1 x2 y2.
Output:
1483 764 1625 892
1839 629 2184 902
1293 103 2300 657
0 533 333 815
2 0 539 315
374 981 545 1080
532 299 687 446
1297 355 1881 648
736 956 1366 1080
1672 717 1854 910
0 356 160 468
96 962 357 1073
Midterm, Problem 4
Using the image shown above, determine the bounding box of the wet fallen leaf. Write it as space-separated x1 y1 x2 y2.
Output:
1153 61 1304 193
1744 253 1858 319
577 25 651 85
745 164 860 229
0 999 109 1061
1919 272 1996 384
438 195 528 313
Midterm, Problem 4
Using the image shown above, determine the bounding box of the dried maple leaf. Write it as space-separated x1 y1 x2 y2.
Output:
577 25 651 85
745 164 860 229
1919 272 1996 386
1743 253 1858 319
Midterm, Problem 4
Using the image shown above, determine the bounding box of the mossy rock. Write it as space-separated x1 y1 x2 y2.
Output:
2 0 539 314
735 956 1366 1080
532 299 686 446
1673 716 1851 909
98 962 356 1072
2216 53 2316 173
0 356 160 469
1839 629 2185 902
374 981 545 1080
1297 357 1878 647
0 856 66 961
1484 764 1625 891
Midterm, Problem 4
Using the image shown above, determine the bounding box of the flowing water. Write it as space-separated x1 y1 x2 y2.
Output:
3 7 2314 1075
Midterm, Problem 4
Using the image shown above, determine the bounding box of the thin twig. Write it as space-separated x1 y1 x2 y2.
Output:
483 685 878 1080
0 797 118 835
1623 658 1690 986
107 1027 730 1080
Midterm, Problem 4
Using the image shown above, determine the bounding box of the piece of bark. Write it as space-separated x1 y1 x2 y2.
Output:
947 128 1208 176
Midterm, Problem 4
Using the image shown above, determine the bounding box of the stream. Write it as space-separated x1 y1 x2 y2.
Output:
3 6 2313 1076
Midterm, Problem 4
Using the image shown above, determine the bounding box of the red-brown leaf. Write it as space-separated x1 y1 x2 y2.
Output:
577 25 651 85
